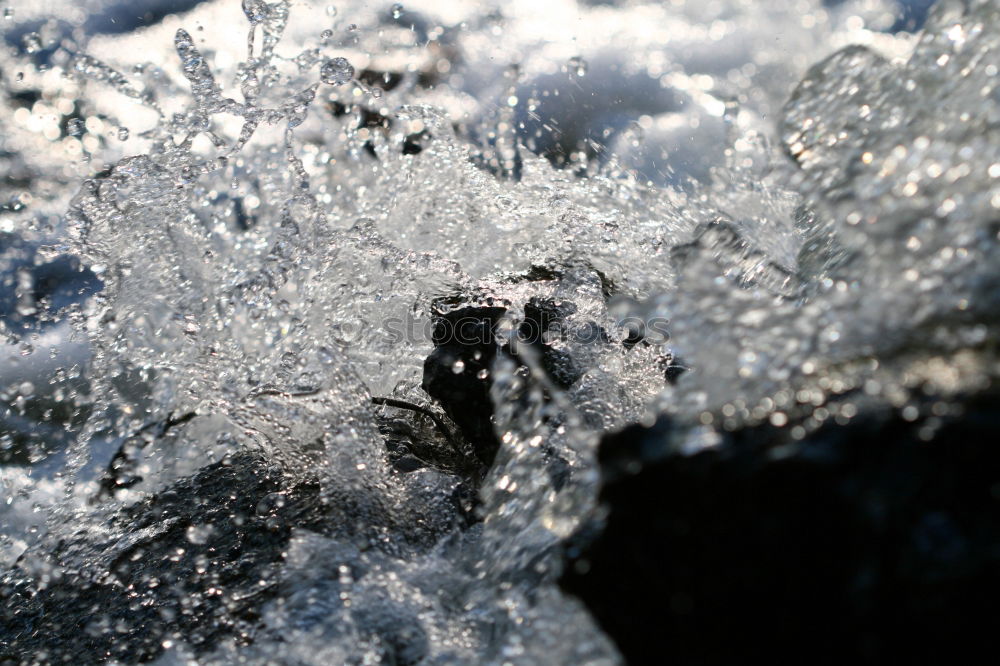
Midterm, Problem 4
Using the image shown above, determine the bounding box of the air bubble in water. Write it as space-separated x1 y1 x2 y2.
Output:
67 118 85 137
370 87 383 99
322 29 333 39
391 3 404 19
320 57 354 86
3 8 13 20
116 126 130 141
568 56 587 76
241 0 269 25
326 5 337 17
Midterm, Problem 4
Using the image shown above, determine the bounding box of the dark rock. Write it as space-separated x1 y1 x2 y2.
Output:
402 130 429 155
421 304 508 470
562 387 1000 665
662 356 689 384
1 440 471 664
373 398 478 484
1 454 320 663
538 345 583 390
356 70 405 94
518 297 584 389
420 265 659 473
522 297 578 334
420 292 590 471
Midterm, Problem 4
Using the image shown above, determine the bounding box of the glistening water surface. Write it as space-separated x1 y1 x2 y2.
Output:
2 0 998 663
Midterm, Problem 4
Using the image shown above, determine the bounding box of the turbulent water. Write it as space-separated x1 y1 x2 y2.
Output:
2 0 998 663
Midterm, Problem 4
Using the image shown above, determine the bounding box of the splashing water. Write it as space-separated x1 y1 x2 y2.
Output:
1 0 995 663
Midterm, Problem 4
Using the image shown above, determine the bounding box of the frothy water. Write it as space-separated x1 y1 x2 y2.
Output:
2 0 995 663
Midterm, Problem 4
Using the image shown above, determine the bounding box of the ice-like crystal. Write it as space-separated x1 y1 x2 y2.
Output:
320 56 354 86
70 54 155 109
242 0 269 25
174 28 230 114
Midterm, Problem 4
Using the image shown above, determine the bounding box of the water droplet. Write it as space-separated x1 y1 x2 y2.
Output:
321 29 333 39
391 3 404 19
6 194 25 211
326 5 338 17
568 56 587 76
117 126 130 141
186 524 215 544
451 360 465 374
256 492 287 516
320 57 354 86
3 8 14 20
22 32 42 54
241 0 269 25
347 23 358 31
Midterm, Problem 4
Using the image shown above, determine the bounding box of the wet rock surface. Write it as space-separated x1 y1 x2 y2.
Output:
1 454 319 662
421 302 507 470
421 264 660 474
1 443 470 664
562 370 1000 665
